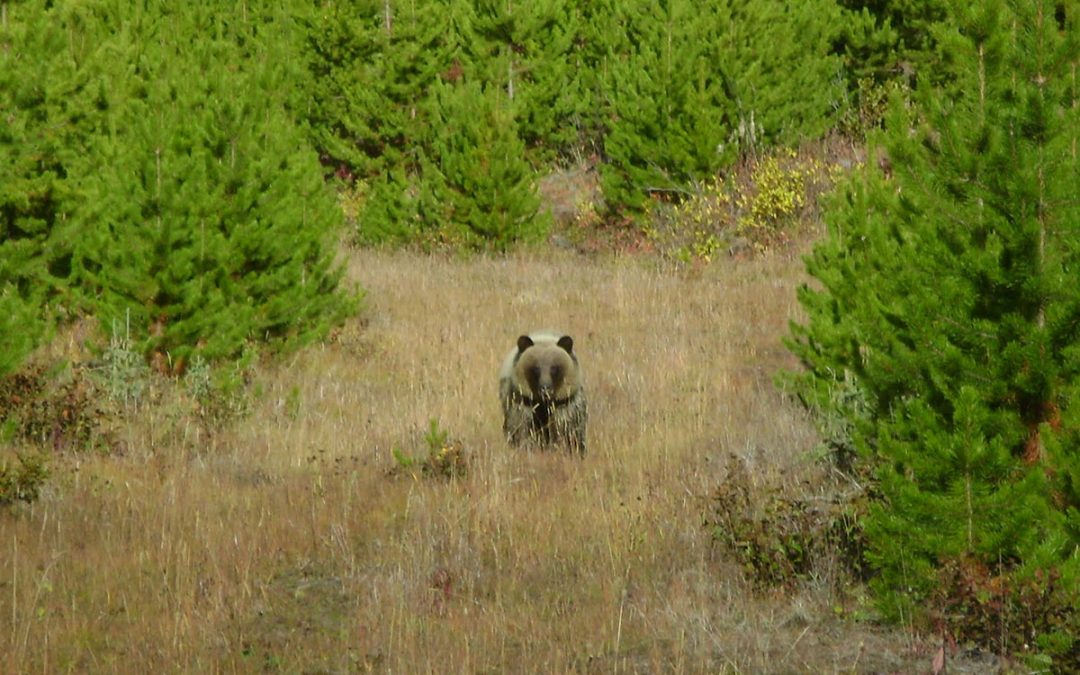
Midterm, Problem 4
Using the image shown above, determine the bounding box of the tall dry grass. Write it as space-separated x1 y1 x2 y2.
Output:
2 248 937 672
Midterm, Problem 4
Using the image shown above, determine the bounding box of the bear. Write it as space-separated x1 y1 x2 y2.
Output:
499 330 587 454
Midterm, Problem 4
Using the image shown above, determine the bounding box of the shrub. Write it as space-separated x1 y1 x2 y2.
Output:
930 556 1080 670
0 364 113 453
654 145 845 263
182 350 256 428
709 456 868 589
734 149 835 248
100 315 151 411
0 453 49 507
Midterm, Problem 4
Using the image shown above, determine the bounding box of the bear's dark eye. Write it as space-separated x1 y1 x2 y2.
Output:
528 365 541 382
550 365 562 381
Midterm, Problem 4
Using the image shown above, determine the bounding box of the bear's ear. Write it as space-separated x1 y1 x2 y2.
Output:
557 335 574 353
517 335 534 353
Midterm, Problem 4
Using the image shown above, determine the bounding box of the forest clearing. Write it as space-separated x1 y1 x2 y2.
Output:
3 246 974 673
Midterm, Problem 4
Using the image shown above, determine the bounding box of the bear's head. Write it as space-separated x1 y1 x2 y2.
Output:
513 334 579 404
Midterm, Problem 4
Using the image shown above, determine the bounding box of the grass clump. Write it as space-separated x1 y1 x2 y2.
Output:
391 418 467 481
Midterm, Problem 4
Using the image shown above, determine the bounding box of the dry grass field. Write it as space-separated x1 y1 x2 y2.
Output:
3 247 961 672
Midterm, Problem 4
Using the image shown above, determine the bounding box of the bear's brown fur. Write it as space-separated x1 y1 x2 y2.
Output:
498 330 587 454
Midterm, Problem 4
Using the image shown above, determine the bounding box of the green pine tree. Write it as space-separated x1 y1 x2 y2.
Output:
355 167 422 245
302 0 474 179
721 0 845 148
788 0 1080 660
599 0 731 211
573 0 634 152
64 4 357 367
418 80 549 249
834 0 948 85
0 1 102 369
471 0 586 159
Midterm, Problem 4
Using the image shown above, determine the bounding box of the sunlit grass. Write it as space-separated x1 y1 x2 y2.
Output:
2 246 942 673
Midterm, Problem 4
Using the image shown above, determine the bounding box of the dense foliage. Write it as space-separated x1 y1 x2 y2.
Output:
600 0 843 211
0 1 83 375
304 0 846 232
2 1 357 371
833 0 948 85
789 0 1080 665
5 0 861 302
